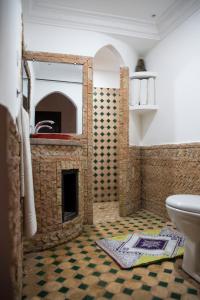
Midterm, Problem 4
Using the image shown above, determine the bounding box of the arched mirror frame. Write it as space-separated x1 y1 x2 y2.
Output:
23 51 93 139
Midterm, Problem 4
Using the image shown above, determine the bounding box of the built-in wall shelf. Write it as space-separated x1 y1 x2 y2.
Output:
129 104 158 115
129 71 158 115
130 71 157 79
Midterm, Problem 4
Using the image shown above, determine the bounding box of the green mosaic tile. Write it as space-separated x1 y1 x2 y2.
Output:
174 277 184 283
68 258 76 263
142 284 151 291
71 265 80 270
59 287 69 294
37 280 46 286
187 288 198 295
92 271 101 277
98 280 108 287
74 273 84 280
35 256 43 260
159 281 168 287
79 283 88 290
37 291 48 298
115 277 125 284
103 261 111 266
171 292 181 299
123 288 133 295
36 271 45 276
109 268 118 274
164 268 172 273
103 291 114 299
87 263 96 268
36 262 44 267
56 277 65 283
82 296 95 300
132 275 141 281
54 268 63 274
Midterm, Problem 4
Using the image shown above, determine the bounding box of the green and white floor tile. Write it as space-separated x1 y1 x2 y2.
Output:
23 209 200 300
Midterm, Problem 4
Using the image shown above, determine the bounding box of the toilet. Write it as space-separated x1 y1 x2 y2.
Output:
166 194 200 283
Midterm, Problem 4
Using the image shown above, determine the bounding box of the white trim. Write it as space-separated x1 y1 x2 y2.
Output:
157 0 200 38
23 0 200 41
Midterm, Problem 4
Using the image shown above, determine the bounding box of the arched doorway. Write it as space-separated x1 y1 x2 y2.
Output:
92 45 126 223
35 92 77 133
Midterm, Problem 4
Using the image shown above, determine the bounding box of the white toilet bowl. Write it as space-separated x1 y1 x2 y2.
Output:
166 194 200 283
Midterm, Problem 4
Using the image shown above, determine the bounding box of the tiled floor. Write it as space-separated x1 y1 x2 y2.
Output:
23 208 200 300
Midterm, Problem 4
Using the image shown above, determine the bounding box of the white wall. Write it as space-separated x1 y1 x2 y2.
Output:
0 0 22 120
93 70 120 88
24 23 137 71
141 10 200 146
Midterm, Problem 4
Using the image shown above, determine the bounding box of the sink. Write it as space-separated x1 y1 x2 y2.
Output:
31 133 72 140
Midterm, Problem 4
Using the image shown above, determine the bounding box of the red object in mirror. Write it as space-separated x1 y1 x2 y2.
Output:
31 133 72 140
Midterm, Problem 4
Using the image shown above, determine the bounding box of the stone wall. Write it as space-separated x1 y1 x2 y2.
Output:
141 143 200 219
7 109 22 299
128 147 142 212
24 143 86 252
0 105 22 300
118 67 131 216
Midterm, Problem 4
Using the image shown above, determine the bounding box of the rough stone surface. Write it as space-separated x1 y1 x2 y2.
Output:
128 147 142 212
140 143 200 219
7 114 22 300
118 67 131 216
24 144 85 252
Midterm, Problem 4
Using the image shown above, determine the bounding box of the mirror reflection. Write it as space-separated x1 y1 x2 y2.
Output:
25 60 83 134
22 61 29 112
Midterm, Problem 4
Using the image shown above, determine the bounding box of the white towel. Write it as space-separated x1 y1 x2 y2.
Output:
20 106 37 238
133 79 141 105
148 78 155 105
140 79 148 105
17 109 25 198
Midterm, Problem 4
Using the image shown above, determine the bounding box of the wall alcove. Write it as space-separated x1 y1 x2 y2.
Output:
35 92 77 133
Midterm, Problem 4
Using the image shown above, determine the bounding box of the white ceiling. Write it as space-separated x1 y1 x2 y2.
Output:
23 0 200 54
43 0 175 21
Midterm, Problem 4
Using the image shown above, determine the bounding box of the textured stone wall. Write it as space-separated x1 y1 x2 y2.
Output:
7 112 22 299
118 67 131 216
24 143 86 252
128 147 142 212
141 143 200 219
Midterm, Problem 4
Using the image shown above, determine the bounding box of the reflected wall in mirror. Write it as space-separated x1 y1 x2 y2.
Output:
22 60 31 113
23 52 90 136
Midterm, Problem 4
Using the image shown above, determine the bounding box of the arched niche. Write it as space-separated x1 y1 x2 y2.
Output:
93 44 125 88
35 92 77 133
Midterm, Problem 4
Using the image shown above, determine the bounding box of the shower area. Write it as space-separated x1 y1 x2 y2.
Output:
92 45 124 223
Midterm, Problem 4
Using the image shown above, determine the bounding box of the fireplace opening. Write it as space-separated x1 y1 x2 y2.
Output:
62 169 78 222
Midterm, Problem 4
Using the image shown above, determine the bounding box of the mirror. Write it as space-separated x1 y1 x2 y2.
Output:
22 52 88 136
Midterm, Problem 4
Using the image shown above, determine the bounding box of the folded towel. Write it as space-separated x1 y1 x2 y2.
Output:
147 78 155 105
20 106 37 238
133 79 141 105
140 79 148 105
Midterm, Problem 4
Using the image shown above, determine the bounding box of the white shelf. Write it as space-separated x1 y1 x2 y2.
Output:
129 105 158 115
130 71 157 79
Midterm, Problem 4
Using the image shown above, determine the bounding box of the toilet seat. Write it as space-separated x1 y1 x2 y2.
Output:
166 194 200 214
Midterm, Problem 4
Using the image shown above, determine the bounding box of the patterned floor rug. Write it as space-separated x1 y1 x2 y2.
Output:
96 227 184 269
